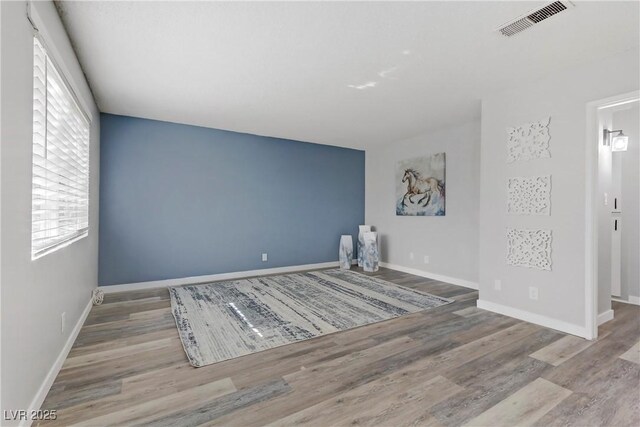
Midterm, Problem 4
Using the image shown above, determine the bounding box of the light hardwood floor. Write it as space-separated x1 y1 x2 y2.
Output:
38 268 640 426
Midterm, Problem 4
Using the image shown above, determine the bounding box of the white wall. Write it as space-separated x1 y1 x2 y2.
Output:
1 0 99 422
613 103 640 301
365 121 480 287
479 48 640 336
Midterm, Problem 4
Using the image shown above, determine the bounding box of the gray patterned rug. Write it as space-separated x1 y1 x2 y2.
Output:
169 269 452 367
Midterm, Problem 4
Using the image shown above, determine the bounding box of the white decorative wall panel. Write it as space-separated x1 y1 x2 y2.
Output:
507 175 551 215
506 229 552 270
506 117 551 163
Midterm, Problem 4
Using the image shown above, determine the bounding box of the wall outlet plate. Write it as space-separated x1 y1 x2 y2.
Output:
409 252 414 260
529 286 539 300
261 253 268 262
61 312 66 334
494 279 502 291
424 255 430 264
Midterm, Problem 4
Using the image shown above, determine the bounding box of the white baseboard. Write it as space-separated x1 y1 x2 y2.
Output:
99 261 341 293
597 309 614 326
612 296 640 306
476 299 588 339
23 298 93 427
379 262 478 290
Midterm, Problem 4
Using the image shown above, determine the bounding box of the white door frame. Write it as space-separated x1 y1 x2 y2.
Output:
585 90 639 340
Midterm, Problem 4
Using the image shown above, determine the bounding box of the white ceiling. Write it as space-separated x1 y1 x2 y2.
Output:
56 1 639 149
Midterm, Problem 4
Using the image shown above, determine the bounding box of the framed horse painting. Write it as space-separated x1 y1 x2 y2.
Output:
396 153 446 216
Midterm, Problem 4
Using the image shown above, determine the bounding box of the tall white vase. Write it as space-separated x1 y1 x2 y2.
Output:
357 225 371 267
363 231 379 272
338 235 353 270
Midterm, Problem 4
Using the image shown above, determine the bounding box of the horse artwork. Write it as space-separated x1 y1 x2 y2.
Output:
396 153 446 216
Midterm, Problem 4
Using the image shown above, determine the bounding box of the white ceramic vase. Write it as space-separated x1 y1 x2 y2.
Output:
363 231 379 272
338 235 353 270
357 225 371 267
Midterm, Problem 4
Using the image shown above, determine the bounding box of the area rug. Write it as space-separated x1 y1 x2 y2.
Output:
169 269 452 367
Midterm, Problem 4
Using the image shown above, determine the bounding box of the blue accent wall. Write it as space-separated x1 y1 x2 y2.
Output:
99 114 365 285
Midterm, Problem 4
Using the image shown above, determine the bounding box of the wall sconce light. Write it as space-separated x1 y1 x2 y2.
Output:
603 129 629 152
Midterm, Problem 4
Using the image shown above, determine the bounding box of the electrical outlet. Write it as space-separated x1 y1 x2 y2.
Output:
423 255 430 264
61 312 66 334
261 253 268 262
409 252 414 260
494 279 502 291
529 286 539 300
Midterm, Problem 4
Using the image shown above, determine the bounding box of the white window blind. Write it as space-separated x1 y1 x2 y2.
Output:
32 37 90 259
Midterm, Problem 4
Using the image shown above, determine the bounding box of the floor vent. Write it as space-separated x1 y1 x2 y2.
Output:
497 1 574 37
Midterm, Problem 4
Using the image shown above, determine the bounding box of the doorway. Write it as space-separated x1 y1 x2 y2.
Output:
586 91 640 339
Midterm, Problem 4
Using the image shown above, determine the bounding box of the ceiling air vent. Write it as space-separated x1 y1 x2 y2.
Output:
497 1 575 37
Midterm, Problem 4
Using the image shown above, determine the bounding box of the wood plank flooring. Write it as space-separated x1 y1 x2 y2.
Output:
37 268 640 427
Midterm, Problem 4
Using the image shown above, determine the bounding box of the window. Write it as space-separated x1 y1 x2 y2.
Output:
31 37 90 259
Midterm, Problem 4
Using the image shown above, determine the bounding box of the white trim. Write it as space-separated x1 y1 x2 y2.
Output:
99 262 342 293
585 99 600 340
0 0 3 415
612 296 640 306
22 298 93 427
597 309 614 326
476 299 588 339
28 1 94 122
585 90 640 341
379 262 478 290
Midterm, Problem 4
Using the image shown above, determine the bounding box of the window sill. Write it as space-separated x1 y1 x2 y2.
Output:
31 232 89 261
